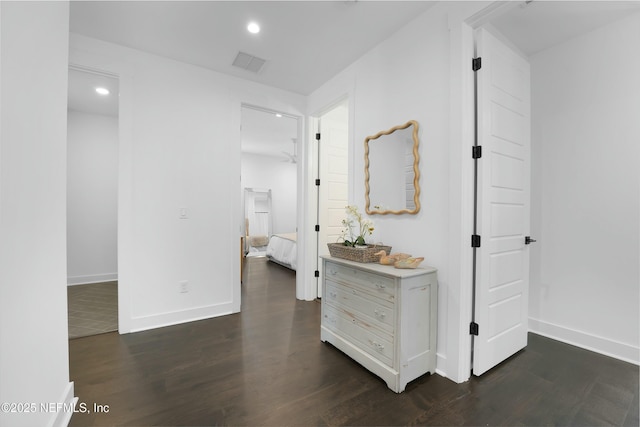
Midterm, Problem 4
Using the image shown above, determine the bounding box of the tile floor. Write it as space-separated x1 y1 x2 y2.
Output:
67 281 118 339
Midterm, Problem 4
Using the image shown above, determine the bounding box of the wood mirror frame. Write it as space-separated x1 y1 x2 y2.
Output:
364 120 420 215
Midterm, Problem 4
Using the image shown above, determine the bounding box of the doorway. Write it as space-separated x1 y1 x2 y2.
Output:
66 66 119 338
240 105 300 276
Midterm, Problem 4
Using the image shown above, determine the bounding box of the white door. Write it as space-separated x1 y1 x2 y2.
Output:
473 28 531 376
317 101 349 297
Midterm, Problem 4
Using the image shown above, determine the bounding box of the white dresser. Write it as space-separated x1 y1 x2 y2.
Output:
320 256 437 393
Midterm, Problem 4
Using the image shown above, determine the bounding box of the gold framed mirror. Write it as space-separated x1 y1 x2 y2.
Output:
364 120 420 215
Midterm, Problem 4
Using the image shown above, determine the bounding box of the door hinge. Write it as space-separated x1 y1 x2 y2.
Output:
472 145 482 159
470 322 479 336
471 234 481 248
315 179 321 186
315 224 320 232
314 270 320 278
472 57 482 71
315 132 321 141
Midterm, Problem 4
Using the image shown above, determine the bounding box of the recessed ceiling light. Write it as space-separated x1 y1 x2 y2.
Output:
95 87 110 95
247 22 260 34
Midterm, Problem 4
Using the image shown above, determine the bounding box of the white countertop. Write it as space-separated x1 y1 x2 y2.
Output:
321 255 437 278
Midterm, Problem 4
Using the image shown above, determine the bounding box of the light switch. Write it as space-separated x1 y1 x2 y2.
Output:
179 207 188 219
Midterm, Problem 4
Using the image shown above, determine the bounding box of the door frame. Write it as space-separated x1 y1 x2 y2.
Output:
68 50 135 333
66 64 120 336
240 103 304 297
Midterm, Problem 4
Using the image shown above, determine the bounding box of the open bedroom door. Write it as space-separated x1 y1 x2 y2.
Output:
316 100 349 298
472 28 532 376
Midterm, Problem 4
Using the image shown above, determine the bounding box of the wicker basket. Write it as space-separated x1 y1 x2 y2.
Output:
327 243 392 263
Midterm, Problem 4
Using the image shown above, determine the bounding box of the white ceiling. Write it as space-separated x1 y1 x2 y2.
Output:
69 0 437 96
67 0 640 155
490 0 640 56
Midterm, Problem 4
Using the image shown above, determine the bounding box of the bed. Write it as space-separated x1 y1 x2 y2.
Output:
266 232 297 271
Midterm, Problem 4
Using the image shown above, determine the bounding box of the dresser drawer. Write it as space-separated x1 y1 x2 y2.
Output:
325 261 395 303
323 305 394 367
321 256 438 393
325 280 395 333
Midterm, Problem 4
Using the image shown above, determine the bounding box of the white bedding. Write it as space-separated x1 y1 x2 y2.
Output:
266 233 297 271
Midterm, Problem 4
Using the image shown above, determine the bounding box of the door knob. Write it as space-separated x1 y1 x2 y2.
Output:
525 236 537 245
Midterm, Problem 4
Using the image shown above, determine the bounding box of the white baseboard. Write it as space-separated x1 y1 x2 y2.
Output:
46 382 77 427
529 317 639 366
127 302 235 334
435 352 448 378
67 273 118 286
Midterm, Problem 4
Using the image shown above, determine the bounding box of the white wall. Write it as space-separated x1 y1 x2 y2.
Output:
69 33 307 333
529 13 640 364
67 111 118 285
0 2 75 427
308 2 471 381
241 153 297 235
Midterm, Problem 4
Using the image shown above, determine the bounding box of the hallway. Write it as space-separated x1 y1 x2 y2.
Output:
68 258 638 426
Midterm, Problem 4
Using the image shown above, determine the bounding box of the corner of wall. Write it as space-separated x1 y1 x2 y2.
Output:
46 382 76 427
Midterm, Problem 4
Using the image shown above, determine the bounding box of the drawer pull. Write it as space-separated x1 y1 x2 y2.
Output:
371 341 385 352
374 309 387 319
329 269 337 276
324 314 336 325
375 283 386 290
329 291 337 298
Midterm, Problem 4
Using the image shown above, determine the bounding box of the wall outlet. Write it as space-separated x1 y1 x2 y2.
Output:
179 280 189 293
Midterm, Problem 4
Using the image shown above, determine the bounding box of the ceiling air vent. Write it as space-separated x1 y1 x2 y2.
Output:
232 51 267 73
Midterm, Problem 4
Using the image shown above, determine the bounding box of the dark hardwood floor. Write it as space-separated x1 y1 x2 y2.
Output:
69 257 639 426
